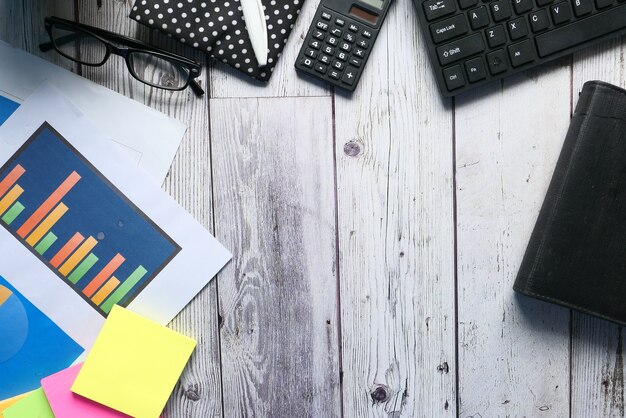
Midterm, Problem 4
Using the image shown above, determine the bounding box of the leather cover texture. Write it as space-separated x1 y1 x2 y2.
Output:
514 80 626 325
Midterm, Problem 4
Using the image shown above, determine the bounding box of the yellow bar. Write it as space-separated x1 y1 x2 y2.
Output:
59 236 98 277
0 285 11 306
25 203 68 247
92 276 120 305
0 185 23 215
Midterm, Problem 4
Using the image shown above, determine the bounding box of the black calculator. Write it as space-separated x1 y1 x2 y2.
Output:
295 0 392 91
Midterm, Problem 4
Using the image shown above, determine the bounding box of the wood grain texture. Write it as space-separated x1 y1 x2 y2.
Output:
209 0 330 98
454 64 572 417
334 4 457 416
76 2 224 417
211 97 341 417
571 38 626 418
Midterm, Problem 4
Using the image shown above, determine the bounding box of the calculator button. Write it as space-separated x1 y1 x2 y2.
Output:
320 54 332 64
340 42 353 52
442 65 465 90
315 63 328 73
332 60 345 70
423 0 456 21
336 51 349 61
331 28 342 36
349 23 359 32
316 21 329 31
486 49 508 74
323 45 335 55
313 30 325 40
464 57 486 82
304 48 318 58
344 33 356 43
309 39 322 49
349 57 362 67
301 57 314 68
327 36 339 46
321 11 332 20
357 39 369 49
341 67 357 85
430 14 468 44
508 39 534 67
329 69 342 79
354 48 366 58
335 17 345 26
362 29 372 38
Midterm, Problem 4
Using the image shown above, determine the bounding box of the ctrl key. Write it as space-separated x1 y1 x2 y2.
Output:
442 65 465 91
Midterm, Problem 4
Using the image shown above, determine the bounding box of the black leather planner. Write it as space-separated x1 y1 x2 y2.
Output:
514 81 626 325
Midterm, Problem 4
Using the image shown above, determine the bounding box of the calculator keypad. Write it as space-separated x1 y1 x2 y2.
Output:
295 7 379 91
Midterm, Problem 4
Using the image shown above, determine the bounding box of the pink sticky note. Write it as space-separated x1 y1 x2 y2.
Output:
41 364 131 418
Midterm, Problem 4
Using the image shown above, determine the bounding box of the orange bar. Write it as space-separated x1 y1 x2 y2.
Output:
0 185 23 215
50 232 84 268
0 164 25 199
91 276 120 305
0 285 11 306
17 171 81 239
25 203 68 247
82 253 125 297
59 236 97 276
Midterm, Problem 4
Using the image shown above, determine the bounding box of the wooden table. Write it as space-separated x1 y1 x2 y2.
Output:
3 1 626 417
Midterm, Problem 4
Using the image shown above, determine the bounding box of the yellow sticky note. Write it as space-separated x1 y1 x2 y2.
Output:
71 306 196 418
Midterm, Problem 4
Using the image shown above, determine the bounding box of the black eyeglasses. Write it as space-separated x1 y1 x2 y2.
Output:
40 16 204 97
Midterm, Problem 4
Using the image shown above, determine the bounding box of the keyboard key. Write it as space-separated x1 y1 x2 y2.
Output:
508 17 528 40
551 2 572 24
486 49 508 74
436 33 485 65
536 5 626 57
430 14 468 43
572 0 593 15
490 0 512 21
529 9 550 32
423 0 457 21
443 65 466 90
304 48 318 58
537 0 553 6
513 0 534 13
459 0 479 8
313 30 325 40
315 63 327 73
486 25 507 47
508 39 535 67
329 69 341 79
321 11 332 20
468 6 489 29
595 0 613 7
464 57 487 82
341 67 358 85
301 57 314 68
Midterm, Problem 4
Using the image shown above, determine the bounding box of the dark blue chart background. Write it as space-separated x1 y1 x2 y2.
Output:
0 124 180 313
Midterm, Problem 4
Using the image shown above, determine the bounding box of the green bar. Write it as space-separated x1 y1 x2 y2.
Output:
101 265 147 314
35 232 58 255
2 201 24 225
67 253 99 284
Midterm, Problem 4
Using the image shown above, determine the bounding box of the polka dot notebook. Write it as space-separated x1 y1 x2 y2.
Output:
130 0 304 82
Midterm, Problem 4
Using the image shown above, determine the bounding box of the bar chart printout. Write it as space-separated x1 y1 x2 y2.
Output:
0 123 181 316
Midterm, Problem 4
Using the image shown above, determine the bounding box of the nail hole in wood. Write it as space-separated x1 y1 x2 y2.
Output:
370 385 389 403
344 141 361 157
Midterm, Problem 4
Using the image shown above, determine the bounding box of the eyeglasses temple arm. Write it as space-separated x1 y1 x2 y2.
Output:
190 79 205 97
39 41 54 52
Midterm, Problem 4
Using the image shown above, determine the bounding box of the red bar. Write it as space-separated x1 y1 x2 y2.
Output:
82 253 125 297
50 232 84 268
17 171 81 239
0 165 25 199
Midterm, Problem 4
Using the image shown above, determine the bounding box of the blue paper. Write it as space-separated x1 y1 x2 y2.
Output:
0 95 19 125
0 275 84 399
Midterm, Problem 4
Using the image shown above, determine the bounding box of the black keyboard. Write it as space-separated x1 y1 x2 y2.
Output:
414 0 626 96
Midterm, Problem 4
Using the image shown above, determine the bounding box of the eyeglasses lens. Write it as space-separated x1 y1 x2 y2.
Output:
128 52 190 90
51 24 108 65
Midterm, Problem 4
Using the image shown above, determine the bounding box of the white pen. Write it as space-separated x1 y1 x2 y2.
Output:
240 0 268 67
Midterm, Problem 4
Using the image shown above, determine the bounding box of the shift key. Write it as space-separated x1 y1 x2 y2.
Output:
436 33 484 66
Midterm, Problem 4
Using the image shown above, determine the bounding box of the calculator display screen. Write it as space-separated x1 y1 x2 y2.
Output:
359 0 384 9
350 4 379 24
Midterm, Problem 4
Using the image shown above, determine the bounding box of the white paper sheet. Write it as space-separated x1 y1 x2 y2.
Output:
0 41 187 184
0 84 231 350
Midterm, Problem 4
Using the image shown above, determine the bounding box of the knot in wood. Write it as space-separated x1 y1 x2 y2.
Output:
343 141 361 157
183 384 201 401
370 385 389 403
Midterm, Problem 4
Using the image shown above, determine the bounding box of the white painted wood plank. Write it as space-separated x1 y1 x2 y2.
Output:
571 38 626 418
334 6 457 416
455 65 572 416
211 96 341 417
77 3 224 417
209 0 330 98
